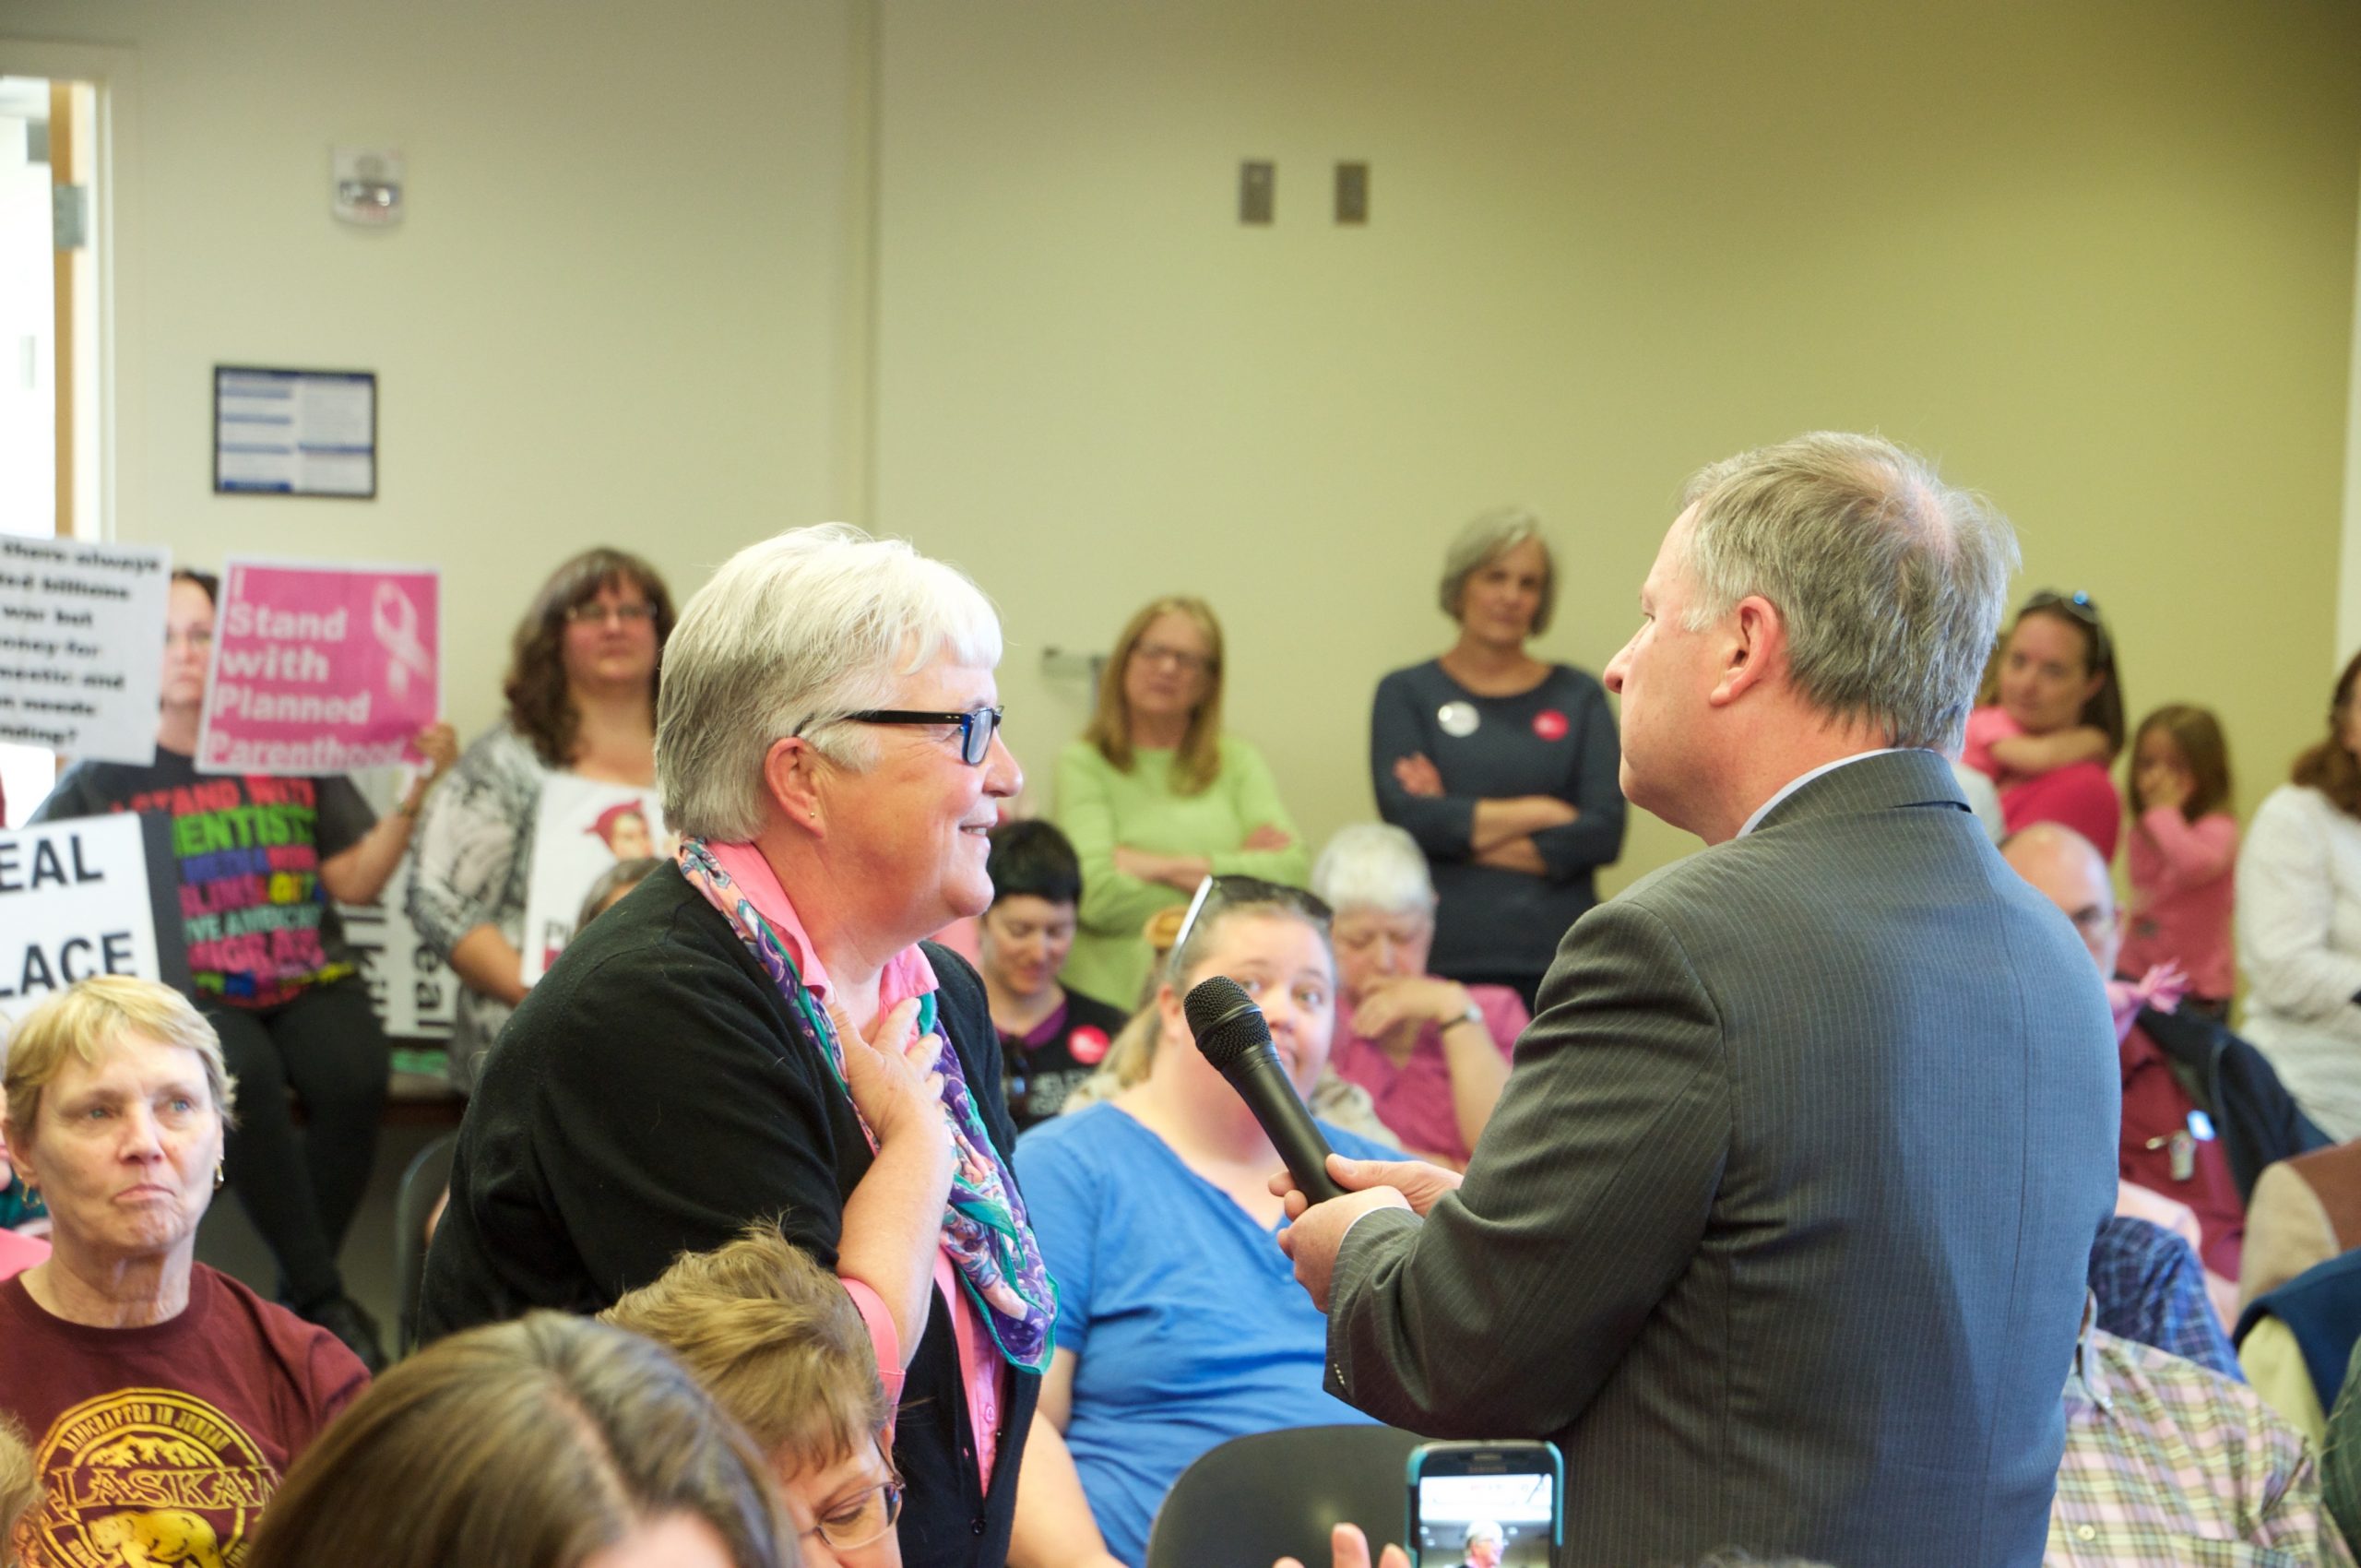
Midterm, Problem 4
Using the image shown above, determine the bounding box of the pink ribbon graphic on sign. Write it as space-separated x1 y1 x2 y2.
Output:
373 580 432 699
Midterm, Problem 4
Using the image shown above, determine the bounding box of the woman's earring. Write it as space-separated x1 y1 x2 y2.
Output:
213 1164 226 1191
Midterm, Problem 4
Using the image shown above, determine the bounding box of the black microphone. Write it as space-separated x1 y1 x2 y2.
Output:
1184 975 1347 1205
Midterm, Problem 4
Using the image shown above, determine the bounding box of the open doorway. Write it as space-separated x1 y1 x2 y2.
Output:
0 72 98 822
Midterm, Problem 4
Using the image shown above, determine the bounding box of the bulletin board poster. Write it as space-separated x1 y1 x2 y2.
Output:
0 535 170 766
196 558 440 777
0 814 169 1021
519 773 672 983
214 366 377 498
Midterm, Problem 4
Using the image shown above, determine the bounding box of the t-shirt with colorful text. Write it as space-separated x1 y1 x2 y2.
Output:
33 749 375 1009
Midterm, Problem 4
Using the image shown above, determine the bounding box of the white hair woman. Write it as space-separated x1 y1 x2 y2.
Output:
421 525 1052 1568
0 977 369 1568
1369 508 1625 1014
1311 826 1527 1167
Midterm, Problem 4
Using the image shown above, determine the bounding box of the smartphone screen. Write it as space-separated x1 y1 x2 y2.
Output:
1407 1443 1561 1567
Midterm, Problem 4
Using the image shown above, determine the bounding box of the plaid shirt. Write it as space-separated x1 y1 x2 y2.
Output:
2050 1309 2355 1565
2087 1212 2241 1379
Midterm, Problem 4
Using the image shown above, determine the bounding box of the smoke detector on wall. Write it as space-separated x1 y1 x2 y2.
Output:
333 146 403 228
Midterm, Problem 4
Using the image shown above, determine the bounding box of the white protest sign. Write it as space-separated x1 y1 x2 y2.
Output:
519 773 670 983
337 855 457 1039
0 814 161 1016
0 537 170 766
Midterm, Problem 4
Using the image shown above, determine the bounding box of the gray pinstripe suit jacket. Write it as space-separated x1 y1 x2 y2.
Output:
1326 748 2118 1567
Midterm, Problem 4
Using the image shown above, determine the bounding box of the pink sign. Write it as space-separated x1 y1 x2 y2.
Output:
197 558 441 776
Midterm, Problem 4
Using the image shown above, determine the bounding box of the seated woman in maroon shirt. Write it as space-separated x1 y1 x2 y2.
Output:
1962 589 2127 859
0 978 367 1568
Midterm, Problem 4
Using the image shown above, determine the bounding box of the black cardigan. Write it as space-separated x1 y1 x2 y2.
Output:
420 863 1039 1568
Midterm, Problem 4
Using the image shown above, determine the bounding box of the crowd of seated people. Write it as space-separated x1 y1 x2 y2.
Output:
23 490 2361 1568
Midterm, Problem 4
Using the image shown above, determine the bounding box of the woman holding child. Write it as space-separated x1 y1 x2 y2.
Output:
1962 588 2126 859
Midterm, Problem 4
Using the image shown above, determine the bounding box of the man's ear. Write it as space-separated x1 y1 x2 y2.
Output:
1707 594 1786 708
762 736 829 837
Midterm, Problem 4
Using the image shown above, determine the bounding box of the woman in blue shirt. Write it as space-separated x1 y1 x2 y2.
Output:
1009 877 1393 1568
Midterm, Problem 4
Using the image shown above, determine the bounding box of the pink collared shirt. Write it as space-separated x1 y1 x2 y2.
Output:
707 842 1006 1485
0 1227 48 1282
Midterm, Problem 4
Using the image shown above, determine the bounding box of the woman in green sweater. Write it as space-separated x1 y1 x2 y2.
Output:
1055 595 1310 1008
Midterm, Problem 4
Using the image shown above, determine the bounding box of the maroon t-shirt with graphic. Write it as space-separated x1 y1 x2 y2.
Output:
0 1266 367 1568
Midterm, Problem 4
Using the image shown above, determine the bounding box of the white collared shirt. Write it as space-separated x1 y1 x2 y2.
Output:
1736 749 1907 837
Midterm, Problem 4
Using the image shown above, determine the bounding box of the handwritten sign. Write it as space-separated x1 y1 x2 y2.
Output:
0 537 171 766
0 815 163 1016
519 773 671 983
197 558 439 777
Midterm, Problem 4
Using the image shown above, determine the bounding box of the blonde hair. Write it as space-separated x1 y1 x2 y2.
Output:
1081 877 1334 1096
0 1413 34 1568
2 976 235 1148
602 1221 889 1475
245 1313 789 1568
1083 596 1226 796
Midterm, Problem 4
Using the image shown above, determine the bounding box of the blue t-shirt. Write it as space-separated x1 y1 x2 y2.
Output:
1015 1102 1395 1568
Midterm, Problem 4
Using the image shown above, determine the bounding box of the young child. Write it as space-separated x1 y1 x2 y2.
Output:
2122 704 2239 1016
981 820 1131 1131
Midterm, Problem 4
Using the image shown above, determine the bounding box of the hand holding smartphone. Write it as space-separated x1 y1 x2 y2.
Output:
1405 1441 1563 1568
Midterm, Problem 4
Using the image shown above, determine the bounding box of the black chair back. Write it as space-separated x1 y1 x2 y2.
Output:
392 1131 458 1358
1146 1423 1422 1568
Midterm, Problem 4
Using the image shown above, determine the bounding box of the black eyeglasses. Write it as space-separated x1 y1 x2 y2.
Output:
832 706 1005 766
563 600 657 626
2022 588 2113 667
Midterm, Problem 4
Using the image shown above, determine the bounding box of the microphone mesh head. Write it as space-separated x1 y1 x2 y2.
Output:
1183 975 1271 1071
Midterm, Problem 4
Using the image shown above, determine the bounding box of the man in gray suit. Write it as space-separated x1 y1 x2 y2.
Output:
1279 433 2118 1567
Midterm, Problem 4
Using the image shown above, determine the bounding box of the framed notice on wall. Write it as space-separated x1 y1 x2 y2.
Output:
213 365 377 499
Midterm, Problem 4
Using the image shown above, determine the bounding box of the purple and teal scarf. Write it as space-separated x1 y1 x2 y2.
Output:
677 837 1056 1372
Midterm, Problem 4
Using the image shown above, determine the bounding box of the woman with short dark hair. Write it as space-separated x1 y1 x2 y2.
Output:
406 547 674 1088
980 821 1128 1131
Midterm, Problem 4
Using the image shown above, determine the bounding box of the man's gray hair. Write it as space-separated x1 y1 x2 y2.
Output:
1311 824 1436 917
657 525 1003 841
1440 505 1557 636
1678 433 2018 753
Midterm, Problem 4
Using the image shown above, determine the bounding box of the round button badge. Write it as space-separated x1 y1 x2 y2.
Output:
1437 701 1480 739
1068 1026 1110 1066
1532 708 1570 742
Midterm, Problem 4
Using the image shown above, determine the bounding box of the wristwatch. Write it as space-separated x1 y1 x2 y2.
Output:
1446 998 1486 1031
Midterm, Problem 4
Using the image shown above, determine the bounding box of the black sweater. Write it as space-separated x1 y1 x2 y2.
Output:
420 862 1038 1568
